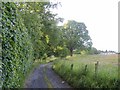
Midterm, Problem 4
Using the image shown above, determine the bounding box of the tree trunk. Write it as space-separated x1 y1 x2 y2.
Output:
70 48 73 56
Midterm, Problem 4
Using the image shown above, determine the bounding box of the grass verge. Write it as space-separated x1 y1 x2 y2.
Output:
53 54 119 88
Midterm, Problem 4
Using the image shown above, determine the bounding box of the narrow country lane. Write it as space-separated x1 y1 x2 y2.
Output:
24 62 72 88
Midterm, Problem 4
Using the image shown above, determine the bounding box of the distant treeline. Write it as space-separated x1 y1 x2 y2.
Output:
74 47 117 55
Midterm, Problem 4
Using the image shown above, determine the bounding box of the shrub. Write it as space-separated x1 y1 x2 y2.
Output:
54 47 69 58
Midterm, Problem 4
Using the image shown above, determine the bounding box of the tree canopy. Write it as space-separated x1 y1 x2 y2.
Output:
61 20 92 56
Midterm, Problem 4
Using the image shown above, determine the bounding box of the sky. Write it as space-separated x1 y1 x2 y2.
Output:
50 0 119 52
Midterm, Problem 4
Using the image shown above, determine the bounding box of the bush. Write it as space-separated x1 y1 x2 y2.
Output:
54 47 69 58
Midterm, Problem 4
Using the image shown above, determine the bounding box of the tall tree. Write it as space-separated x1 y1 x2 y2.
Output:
62 20 92 56
18 2 62 59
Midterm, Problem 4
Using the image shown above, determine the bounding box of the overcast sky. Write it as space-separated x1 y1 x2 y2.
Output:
51 0 119 52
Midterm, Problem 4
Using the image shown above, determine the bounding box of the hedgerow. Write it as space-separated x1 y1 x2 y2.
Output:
2 2 34 88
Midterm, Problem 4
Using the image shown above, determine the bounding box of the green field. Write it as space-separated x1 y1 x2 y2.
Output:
53 54 119 88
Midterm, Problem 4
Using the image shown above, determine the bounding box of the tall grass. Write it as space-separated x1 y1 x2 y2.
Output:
53 54 119 88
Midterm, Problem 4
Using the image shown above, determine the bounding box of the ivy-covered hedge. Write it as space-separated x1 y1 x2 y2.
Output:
2 2 34 88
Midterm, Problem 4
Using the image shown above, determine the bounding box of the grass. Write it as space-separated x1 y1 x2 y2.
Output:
53 54 119 88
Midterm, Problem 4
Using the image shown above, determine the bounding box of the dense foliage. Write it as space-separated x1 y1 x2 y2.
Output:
18 2 65 59
2 2 34 87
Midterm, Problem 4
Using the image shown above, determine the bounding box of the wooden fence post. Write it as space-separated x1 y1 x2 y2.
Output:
85 64 87 72
95 61 99 77
82 64 88 75
71 64 73 70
